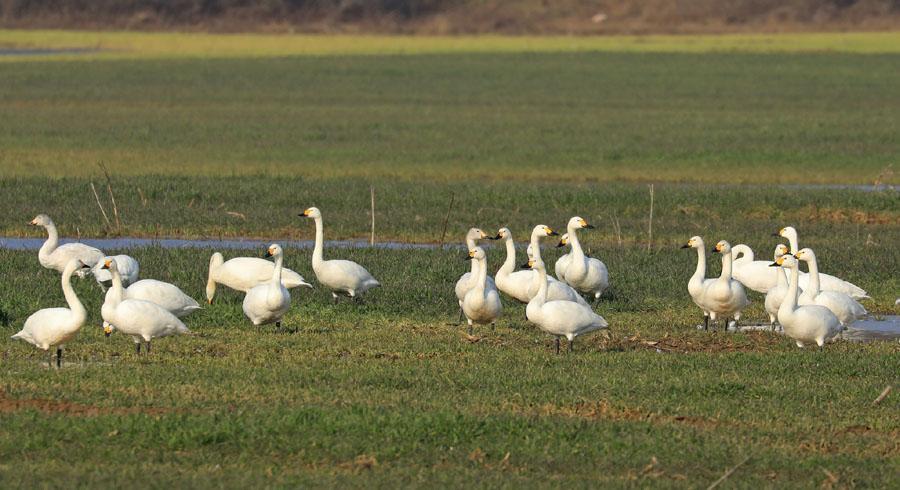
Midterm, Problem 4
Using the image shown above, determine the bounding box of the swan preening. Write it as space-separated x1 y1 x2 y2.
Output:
92 254 140 288
300 207 380 302
771 254 842 348
11 259 91 367
242 244 292 328
101 258 190 354
206 252 311 304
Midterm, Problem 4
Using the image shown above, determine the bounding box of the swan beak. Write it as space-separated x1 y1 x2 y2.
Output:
768 262 779 267
264 250 273 258
490 234 501 240
464 255 474 261
680 244 691 249
583 224 595 229
100 259 113 270
518 262 530 269
771 232 781 237
298 210 309 217
28 220 36 226
103 324 113 337
556 241 565 248
711 247 720 254
207 298 213 305
548 230 559 237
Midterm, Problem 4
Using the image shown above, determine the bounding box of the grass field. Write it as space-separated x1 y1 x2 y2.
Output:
1 30 899 487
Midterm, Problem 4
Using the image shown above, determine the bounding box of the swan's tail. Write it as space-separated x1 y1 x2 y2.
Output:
366 278 381 289
206 252 224 304
846 283 869 300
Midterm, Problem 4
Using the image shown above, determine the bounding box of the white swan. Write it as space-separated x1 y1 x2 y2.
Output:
525 228 588 306
91 254 140 288
704 241 751 330
554 233 571 281
681 236 715 329
772 254 841 348
11 259 90 368
794 248 867 326
558 217 609 301
454 228 496 317
461 247 503 332
300 207 380 302
108 279 201 318
243 244 292 328
775 226 869 299
731 244 779 293
526 258 608 354
494 227 587 306
101 258 190 354
206 251 311 304
30 214 104 273
764 244 794 329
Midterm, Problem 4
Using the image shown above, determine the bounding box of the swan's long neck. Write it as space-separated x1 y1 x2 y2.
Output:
732 244 753 262
719 251 733 280
567 225 585 261
498 237 516 276
787 232 799 254
61 265 87 321
38 223 59 263
312 217 325 268
692 245 706 282
108 266 125 306
271 253 283 284
535 266 549 305
806 255 821 295
529 233 543 263
782 264 800 314
474 257 488 294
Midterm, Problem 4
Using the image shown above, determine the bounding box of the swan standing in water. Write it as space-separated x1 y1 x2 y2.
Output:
30 214 104 273
794 248 867 326
681 236 714 330
91 254 140 289
101 259 190 355
558 217 609 302
454 228 496 321
461 247 502 333
764 244 794 330
774 226 869 299
242 244 292 329
206 252 311 304
299 207 380 302
11 259 91 368
705 241 751 331
771 254 841 348
526 258 608 354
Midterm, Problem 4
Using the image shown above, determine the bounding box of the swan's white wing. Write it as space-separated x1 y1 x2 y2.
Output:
732 260 777 293
126 279 200 317
110 299 189 339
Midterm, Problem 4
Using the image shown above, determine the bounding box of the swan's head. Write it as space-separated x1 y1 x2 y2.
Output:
494 227 512 240
527 258 547 272
712 240 732 254
773 226 797 239
299 207 322 219
29 214 52 227
793 248 816 262
556 233 569 248
773 243 789 259
568 216 594 230
465 247 486 262
770 253 797 269
265 243 283 258
466 228 493 242
99 258 118 272
102 321 116 337
532 225 559 238
681 236 703 249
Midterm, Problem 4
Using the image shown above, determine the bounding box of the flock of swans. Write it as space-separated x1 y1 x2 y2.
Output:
10 210 873 367
683 226 868 348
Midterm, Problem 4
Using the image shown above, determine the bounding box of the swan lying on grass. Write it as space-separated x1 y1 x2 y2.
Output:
206 251 311 304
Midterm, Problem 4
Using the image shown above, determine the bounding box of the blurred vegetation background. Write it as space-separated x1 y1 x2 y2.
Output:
1 0 898 34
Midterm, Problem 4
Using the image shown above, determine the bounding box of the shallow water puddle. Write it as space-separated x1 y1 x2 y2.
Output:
735 316 900 342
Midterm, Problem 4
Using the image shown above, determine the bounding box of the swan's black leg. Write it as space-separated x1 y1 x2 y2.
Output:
703 316 709 331
146 341 151 354
568 340 574 353
56 347 62 368
456 307 464 325
135 343 141 355
555 338 560 355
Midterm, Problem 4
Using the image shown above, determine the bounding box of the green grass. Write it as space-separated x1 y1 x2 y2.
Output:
1 35 899 183
1 243 898 487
